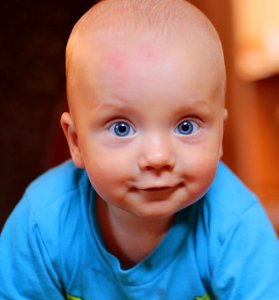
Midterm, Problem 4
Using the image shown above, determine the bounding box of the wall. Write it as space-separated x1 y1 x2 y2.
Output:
0 0 93 229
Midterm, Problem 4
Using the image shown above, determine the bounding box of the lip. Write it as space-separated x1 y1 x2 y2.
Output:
136 181 182 190
142 186 174 192
134 183 183 194
134 185 180 201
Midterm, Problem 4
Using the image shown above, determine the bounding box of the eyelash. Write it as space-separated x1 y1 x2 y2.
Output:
108 119 200 137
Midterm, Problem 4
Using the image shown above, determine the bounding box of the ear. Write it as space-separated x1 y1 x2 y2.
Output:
219 108 228 159
60 112 85 168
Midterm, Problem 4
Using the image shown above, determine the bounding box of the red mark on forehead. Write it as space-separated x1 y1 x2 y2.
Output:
139 42 160 61
105 50 128 71
101 42 164 94
105 42 161 72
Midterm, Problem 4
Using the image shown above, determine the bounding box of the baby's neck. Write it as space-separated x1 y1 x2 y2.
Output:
96 196 174 269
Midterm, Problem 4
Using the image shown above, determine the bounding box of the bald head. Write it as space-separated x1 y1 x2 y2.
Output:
66 0 226 111
67 0 219 40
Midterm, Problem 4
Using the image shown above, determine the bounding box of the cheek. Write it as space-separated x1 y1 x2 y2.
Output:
83 148 132 196
185 154 218 183
86 161 122 205
179 143 220 193
86 156 118 185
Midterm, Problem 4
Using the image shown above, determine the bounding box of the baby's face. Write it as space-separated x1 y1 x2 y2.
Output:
64 35 226 220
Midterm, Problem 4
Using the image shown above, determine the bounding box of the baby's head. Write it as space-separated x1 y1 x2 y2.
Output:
61 0 227 220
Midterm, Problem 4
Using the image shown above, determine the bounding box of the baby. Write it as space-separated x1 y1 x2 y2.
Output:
1 0 278 299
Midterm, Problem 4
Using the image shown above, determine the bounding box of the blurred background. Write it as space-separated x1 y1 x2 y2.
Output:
1 0 279 232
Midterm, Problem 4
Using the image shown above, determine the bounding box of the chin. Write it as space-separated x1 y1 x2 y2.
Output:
132 202 188 221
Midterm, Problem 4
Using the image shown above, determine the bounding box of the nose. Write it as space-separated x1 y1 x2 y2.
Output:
139 133 175 171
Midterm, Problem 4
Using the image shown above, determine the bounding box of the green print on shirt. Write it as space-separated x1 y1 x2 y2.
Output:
195 293 211 300
66 295 83 300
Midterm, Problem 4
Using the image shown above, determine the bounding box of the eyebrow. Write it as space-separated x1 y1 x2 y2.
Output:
93 98 133 112
173 97 214 115
90 98 137 121
92 96 215 119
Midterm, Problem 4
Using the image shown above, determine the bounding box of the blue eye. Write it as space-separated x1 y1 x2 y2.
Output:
109 121 135 137
175 120 199 135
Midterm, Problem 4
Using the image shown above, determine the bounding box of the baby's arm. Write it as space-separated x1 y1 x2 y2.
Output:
0 195 65 299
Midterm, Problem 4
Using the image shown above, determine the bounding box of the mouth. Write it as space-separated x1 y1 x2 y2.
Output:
143 186 174 192
134 183 183 195
132 185 181 202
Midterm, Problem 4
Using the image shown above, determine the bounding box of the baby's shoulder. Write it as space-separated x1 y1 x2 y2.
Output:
3 160 93 277
197 161 263 241
24 160 89 214
206 161 259 216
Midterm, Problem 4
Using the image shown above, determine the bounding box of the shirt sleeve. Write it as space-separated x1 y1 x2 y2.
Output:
210 202 279 299
0 194 65 299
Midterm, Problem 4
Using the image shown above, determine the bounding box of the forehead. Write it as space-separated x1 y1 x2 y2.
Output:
66 21 225 119
67 43 222 130
76 34 222 98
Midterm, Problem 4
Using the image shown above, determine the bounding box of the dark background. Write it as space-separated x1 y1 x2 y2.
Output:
0 0 96 229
